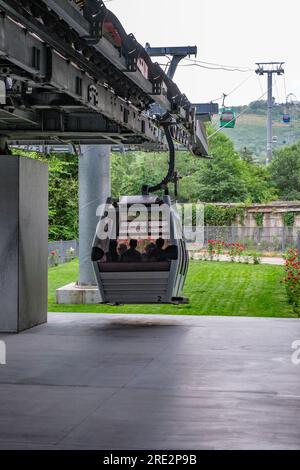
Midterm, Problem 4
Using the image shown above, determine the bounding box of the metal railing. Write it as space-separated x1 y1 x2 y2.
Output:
48 240 78 265
48 228 300 266
186 226 300 254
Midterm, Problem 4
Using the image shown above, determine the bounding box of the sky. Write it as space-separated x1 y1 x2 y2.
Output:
107 0 300 106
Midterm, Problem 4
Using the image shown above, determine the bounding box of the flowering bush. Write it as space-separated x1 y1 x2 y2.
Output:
228 243 245 262
282 249 300 315
207 240 225 260
207 240 245 262
49 250 60 267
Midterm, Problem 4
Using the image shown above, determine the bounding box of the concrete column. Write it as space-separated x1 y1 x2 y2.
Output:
79 145 111 286
0 156 48 332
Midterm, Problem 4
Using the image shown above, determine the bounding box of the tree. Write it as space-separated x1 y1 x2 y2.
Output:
270 143 300 200
240 147 255 164
111 151 168 197
195 131 249 202
110 131 277 204
192 127 276 203
47 153 78 240
12 149 79 240
243 162 277 203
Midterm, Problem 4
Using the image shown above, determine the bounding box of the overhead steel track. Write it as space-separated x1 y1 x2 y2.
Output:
0 0 209 155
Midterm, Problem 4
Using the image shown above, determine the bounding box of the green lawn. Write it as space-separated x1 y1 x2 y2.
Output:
48 259 296 318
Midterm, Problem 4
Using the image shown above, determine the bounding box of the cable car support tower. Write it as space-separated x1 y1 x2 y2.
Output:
255 62 285 164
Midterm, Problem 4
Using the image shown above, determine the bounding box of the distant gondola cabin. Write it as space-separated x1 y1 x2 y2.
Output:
283 114 291 124
220 108 236 128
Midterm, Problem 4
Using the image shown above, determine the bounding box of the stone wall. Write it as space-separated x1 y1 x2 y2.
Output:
212 201 300 229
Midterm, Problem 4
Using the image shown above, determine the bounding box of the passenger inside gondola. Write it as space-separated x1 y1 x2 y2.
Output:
118 243 128 258
149 238 167 261
120 239 142 262
107 240 119 262
142 242 156 261
164 244 178 261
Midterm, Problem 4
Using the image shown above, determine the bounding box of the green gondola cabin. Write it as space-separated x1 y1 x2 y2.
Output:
220 108 236 128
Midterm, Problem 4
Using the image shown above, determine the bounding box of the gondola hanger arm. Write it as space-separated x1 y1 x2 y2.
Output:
142 116 176 196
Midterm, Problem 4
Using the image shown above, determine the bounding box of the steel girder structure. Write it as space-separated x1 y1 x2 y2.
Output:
0 0 209 155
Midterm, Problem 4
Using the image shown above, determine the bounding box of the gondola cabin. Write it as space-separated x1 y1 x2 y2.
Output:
91 196 189 305
220 108 236 129
283 114 291 124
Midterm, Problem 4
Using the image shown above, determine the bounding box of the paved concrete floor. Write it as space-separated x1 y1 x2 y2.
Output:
0 313 299 450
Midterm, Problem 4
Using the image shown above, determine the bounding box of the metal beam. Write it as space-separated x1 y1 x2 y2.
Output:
146 45 197 80
0 2 209 155
44 1 164 101
146 46 197 58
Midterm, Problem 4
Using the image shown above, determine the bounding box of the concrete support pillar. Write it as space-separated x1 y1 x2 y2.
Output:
0 156 48 332
79 145 111 286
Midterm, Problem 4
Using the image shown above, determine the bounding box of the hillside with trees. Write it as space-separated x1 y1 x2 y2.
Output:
214 100 300 160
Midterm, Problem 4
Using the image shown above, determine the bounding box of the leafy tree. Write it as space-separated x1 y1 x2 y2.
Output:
12 149 79 240
111 151 169 197
193 128 277 203
196 131 249 202
270 143 300 200
47 154 78 240
240 147 255 164
111 152 137 197
242 160 277 203
110 131 276 204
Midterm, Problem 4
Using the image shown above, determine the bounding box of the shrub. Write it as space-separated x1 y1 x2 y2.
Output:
49 250 60 267
248 251 262 265
205 205 245 226
282 249 300 315
207 240 226 260
228 243 245 262
282 212 296 227
253 212 264 228
207 240 245 262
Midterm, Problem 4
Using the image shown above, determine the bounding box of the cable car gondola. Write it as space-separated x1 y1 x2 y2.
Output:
219 94 236 129
283 113 291 124
91 122 189 305
220 109 236 128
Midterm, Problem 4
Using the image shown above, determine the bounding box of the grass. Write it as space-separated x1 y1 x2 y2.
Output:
48 259 296 318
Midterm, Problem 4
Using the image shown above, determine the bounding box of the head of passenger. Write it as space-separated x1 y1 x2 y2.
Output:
121 239 142 263
118 243 127 257
149 238 166 261
130 239 138 250
142 242 156 261
107 240 119 262
164 245 178 261
145 243 155 255
110 240 118 250
156 238 165 250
